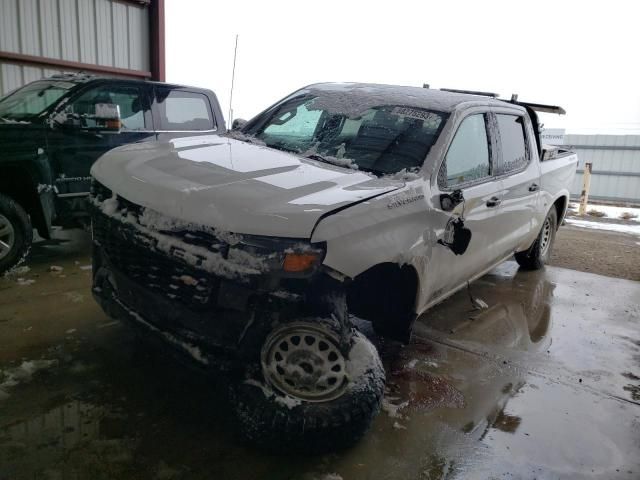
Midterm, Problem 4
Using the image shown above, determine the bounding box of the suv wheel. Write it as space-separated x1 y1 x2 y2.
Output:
232 323 385 453
515 207 557 270
0 193 33 274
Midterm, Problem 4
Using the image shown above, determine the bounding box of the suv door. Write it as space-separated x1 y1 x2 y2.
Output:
490 111 541 258
421 112 505 308
46 83 154 221
152 87 217 141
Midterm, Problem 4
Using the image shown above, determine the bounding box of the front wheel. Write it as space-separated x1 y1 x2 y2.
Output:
231 322 385 454
0 193 33 274
515 207 557 270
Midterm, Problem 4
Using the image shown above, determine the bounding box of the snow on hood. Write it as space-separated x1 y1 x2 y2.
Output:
91 135 404 238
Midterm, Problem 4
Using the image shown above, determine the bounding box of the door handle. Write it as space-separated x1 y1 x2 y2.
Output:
528 183 540 192
486 196 502 207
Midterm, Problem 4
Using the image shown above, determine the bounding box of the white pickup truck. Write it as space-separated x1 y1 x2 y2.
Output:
89 83 577 453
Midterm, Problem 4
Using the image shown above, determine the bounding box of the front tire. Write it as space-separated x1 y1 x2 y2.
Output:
0 193 33 274
515 207 557 270
232 324 385 454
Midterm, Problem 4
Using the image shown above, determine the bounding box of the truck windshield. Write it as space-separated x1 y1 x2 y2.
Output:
0 80 75 121
246 95 448 175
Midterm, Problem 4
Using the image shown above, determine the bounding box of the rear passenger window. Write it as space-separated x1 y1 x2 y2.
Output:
156 90 214 131
496 114 528 174
439 114 491 188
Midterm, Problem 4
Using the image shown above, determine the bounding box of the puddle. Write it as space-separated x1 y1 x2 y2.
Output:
1 231 639 479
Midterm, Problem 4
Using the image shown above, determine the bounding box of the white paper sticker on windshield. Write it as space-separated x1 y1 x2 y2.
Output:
392 107 441 126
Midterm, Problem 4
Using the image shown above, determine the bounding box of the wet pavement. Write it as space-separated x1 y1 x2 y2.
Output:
1 230 639 480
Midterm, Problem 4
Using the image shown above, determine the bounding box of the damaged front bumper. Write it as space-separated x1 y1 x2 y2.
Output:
90 183 349 370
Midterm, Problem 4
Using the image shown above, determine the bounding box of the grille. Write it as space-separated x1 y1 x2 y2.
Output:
91 184 226 311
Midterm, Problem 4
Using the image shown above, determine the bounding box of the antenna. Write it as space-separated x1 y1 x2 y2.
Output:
228 34 239 125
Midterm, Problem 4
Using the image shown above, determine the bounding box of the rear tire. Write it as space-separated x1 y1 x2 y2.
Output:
231 326 385 454
515 207 557 270
0 193 32 274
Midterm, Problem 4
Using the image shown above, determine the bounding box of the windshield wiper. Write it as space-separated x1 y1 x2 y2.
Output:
304 153 331 163
304 153 363 171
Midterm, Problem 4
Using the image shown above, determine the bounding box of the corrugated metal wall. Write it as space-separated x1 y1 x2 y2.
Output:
0 0 150 95
566 134 640 205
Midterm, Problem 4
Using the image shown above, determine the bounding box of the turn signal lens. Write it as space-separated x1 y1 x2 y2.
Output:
283 253 318 272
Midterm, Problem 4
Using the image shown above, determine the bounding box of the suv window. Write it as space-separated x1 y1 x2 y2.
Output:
69 85 147 130
439 114 490 188
156 90 214 131
496 114 528 174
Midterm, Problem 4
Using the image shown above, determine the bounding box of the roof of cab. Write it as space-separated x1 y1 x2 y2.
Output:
303 82 517 113
45 72 206 91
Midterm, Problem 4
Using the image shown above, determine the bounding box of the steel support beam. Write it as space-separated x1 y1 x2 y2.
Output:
0 50 152 79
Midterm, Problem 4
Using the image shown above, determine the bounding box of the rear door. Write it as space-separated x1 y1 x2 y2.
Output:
152 87 218 142
489 110 541 257
421 111 505 307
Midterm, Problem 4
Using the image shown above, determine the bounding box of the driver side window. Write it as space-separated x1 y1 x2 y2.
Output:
439 114 491 188
69 85 147 130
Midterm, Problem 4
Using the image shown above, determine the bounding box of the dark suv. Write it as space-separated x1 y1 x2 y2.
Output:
0 73 225 273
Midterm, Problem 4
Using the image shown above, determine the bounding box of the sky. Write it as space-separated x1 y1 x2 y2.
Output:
166 0 640 134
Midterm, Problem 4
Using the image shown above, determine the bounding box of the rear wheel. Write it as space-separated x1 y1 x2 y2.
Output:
515 207 557 270
0 193 32 274
232 322 385 454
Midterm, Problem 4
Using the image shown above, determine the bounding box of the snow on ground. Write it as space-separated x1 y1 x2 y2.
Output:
565 218 640 236
381 396 408 419
315 474 343 480
0 359 57 400
566 202 640 236
3 265 30 277
569 202 640 222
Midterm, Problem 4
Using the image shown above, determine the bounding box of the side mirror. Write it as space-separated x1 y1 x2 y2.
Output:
232 118 247 130
94 103 122 132
49 103 122 133
439 189 464 212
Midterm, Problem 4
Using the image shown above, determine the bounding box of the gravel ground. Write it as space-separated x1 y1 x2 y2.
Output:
550 217 640 281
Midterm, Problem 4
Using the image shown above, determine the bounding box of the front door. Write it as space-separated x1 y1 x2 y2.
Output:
46 83 155 222
419 112 505 310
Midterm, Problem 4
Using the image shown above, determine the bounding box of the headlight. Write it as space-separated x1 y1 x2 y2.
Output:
283 251 322 273
233 235 325 277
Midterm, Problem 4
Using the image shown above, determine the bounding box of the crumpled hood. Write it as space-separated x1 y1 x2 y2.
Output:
91 135 404 238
